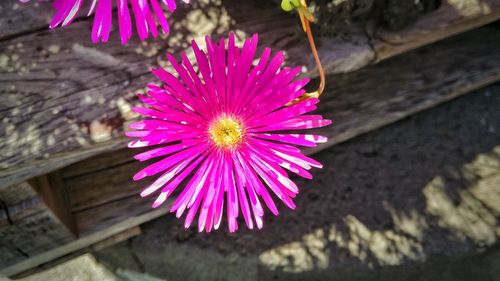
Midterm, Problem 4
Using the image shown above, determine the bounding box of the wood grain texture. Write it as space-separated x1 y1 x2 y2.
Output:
1 0 500 189
0 206 171 278
0 181 74 270
0 1 53 40
66 160 151 213
74 195 156 236
373 1 500 62
90 226 142 251
0 182 36 206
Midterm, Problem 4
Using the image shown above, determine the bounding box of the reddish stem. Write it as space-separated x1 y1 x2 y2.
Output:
304 18 325 96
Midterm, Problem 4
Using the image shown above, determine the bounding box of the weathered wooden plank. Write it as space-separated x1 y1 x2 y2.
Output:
0 206 171 278
373 1 500 62
2 1 500 190
0 182 48 224
0 208 74 269
91 226 142 251
0 181 36 206
66 161 151 212
9 227 143 279
60 146 138 179
0 140 130 191
0 244 26 271
0 1 53 40
0 182 74 269
74 194 156 236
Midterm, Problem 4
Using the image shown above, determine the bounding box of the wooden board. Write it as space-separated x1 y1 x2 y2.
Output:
373 1 500 62
0 1 53 40
0 182 74 269
9 227 142 278
75 195 155 236
0 207 171 278
1 0 500 189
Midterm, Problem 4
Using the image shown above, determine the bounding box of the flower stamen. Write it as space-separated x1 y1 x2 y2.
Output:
209 117 243 149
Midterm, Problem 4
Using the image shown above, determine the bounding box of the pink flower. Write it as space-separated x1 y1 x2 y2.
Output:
21 0 190 44
127 33 331 232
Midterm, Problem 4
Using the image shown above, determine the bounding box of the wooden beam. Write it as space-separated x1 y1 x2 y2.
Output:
0 182 74 269
91 226 142 251
9 227 143 278
373 1 500 62
0 1 53 40
0 206 170 278
1 1 500 189
74 194 155 236
7 226 141 280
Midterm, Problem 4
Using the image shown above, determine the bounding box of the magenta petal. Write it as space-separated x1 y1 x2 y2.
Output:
147 150 210 209
251 133 317 147
34 0 182 44
91 0 112 43
163 0 177 11
184 186 204 228
133 140 198 161
250 98 320 128
243 149 297 207
133 144 208 180
171 153 215 214
117 0 132 44
224 154 238 232
235 167 254 229
202 153 224 210
231 153 264 218
235 151 279 216
50 0 83 28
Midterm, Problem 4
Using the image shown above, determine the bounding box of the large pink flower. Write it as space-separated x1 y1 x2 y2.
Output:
127 33 331 232
20 0 189 44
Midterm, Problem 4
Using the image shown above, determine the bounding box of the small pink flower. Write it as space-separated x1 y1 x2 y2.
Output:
128 33 331 232
21 0 190 44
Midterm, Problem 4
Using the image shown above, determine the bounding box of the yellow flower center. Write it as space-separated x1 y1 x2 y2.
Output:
209 116 243 149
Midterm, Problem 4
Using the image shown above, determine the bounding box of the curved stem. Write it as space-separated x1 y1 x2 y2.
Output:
288 0 326 105
304 18 325 96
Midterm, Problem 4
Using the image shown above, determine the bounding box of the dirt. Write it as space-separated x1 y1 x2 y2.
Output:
313 0 442 36
93 82 500 281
